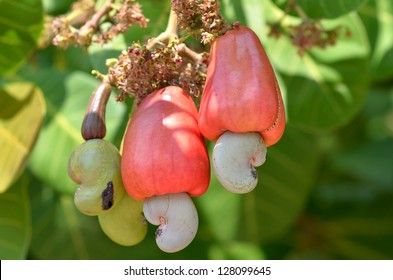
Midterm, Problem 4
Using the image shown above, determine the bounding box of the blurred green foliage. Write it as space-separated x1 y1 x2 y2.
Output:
1 0 393 260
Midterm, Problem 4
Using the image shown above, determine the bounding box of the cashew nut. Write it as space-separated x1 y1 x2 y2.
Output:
213 131 267 194
143 193 198 253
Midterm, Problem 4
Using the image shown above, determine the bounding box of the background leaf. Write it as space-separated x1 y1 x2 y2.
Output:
358 0 393 82
240 125 321 243
0 82 45 193
270 85 393 260
272 0 368 19
295 0 369 19
0 0 43 75
20 69 127 195
0 173 31 259
42 0 74 15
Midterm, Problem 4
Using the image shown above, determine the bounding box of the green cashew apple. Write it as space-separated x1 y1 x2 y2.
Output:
98 194 147 246
68 139 125 215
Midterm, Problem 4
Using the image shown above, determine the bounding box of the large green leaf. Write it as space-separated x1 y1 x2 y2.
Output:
0 173 31 259
0 82 45 193
20 69 127 195
358 0 393 82
0 0 43 75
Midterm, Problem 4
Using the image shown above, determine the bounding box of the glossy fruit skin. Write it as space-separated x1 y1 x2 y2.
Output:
198 26 286 147
121 86 210 200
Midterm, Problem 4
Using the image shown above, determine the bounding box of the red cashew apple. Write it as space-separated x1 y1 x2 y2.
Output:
121 86 210 252
198 25 286 194
121 86 210 200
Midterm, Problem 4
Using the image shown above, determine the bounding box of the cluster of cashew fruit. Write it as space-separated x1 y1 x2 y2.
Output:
68 25 285 253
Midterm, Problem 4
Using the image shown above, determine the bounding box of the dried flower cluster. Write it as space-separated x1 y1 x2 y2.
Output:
97 0 149 44
267 1 348 56
108 41 208 102
268 20 342 56
172 0 231 44
51 0 148 49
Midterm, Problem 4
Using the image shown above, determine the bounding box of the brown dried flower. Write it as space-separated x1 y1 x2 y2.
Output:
108 41 208 102
50 0 148 49
172 0 231 44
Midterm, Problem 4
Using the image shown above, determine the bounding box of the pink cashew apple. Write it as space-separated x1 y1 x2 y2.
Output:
198 25 286 147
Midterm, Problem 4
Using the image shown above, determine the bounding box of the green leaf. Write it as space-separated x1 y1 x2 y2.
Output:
240 125 321 243
0 173 31 259
331 139 393 187
20 69 127 195
359 0 393 82
0 0 43 75
295 0 369 19
208 241 266 260
309 180 393 259
42 0 74 15
196 160 243 242
0 82 45 193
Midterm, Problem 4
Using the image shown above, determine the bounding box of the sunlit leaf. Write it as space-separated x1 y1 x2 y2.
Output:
0 82 45 193
0 173 31 259
0 0 43 75
20 69 127 195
